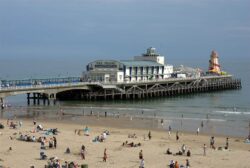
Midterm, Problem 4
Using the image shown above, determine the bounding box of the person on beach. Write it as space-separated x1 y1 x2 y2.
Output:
169 160 175 168
103 148 107 162
161 119 164 127
176 131 179 141
225 137 229 149
139 150 143 160
210 136 215 149
33 119 36 125
65 147 70 154
53 136 57 148
80 145 86 160
84 126 90 136
139 158 145 168
175 161 179 168
18 120 22 128
40 137 46 150
148 131 151 140
201 121 204 128
203 144 207 156
6 119 9 126
187 149 191 157
49 139 53 148
166 148 172 155
168 125 172 136
196 127 200 135
181 144 186 154
186 159 190 168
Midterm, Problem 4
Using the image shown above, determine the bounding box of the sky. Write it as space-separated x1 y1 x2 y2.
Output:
0 0 250 79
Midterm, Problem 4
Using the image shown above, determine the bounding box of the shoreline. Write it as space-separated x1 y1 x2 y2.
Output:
2 108 248 139
1 102 250 138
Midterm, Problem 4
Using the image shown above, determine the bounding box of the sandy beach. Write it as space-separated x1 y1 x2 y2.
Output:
0 116 250 168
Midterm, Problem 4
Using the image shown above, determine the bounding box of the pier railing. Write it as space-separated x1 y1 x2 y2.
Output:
0 75 238 93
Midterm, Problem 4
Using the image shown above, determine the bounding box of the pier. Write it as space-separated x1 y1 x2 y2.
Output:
0 75 241 107
63 75 241 101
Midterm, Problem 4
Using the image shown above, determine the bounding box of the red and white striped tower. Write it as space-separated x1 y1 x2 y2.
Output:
208 50 221 74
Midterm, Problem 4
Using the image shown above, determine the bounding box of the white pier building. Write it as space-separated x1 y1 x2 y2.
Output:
83 47 173 83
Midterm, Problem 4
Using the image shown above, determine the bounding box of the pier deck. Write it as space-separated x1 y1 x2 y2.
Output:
0 75 241 107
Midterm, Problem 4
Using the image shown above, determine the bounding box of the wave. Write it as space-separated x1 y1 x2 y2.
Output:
214 111 250 115
165 117 226 122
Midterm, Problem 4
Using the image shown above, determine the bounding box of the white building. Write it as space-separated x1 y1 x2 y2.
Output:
83 47 173 83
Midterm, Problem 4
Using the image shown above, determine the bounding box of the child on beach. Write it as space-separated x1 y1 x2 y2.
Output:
103 148 107 162
210 136 215 149
203 144 207 156
139 150 143 160
176 131 179 141
80 145 86 160
148 131 151 140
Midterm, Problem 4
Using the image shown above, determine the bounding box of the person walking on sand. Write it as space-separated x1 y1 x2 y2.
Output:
53 136 57 149
103 148 107 162
80 145 86 160
201 120 204 128
225 137 229 149
139 158 145 168
203 144 207 156
148 131 151 140
161 118 164 127
186 159 190 168
210 136 215 149
139 150 143 160
176 131 179 141
168 125 172 136
196 127 200 135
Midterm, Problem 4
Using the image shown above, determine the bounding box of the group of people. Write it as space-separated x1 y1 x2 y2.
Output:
128 133 137 138
122 141 142 147
45 157 79 168
18 133 37 142
166 145 191 157
7 119 20 129
40 136 57 150
92 132 107 143
79 145 108 163
169 159 190 168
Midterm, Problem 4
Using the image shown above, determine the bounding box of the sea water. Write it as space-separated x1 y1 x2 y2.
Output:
1 59 250 137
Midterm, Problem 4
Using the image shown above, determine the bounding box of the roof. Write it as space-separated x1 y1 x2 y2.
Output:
120 60 163 67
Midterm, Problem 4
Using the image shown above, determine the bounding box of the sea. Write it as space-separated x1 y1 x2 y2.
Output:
1 58 250 138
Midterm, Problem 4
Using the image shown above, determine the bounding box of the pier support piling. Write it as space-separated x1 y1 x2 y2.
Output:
33 93 37 105
27 93 30 105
